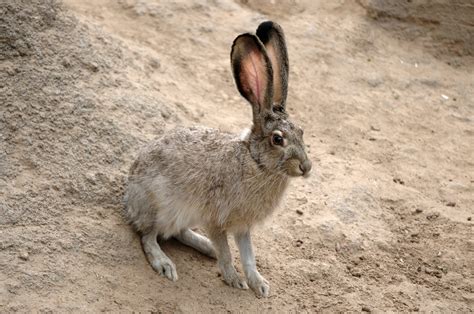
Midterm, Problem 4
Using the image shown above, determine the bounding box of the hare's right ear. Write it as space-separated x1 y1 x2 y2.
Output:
256 21 289 113
231 33 274 126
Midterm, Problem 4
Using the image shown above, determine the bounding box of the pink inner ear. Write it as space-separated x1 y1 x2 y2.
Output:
240 49 268 108
266 45 282 104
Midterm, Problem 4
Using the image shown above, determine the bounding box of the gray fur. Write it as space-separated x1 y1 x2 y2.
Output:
123 21 311 298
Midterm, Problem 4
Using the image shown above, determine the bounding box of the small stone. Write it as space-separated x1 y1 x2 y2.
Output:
467 217 472 221
426 213 440 221
446 202 456 207
296 209 303 215
19 251 29 261
85 173 96 185
296 197 308 205
62 58 71 68
160 109 171 120
89 62 99 72
366 77 383 88
149 57 161 69
414 208 423 214
393 178 405 185
362 306 371 312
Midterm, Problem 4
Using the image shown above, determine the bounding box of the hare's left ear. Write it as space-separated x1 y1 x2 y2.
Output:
231 33 274 129
256 21 289 113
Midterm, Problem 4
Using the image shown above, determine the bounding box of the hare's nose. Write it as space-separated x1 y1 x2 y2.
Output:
299 160 312 177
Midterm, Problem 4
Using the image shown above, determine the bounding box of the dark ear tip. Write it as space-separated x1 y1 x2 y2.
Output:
232 33 259 50
256 21 282 43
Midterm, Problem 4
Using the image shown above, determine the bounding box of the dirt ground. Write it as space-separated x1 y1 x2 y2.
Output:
1 0 473 312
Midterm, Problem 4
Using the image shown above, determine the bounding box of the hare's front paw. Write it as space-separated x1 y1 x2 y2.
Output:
151 257 178 282
222 269 249 290
248 272 270 298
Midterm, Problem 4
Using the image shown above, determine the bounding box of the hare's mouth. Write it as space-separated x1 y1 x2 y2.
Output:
287 165 305 177
286 162 311 178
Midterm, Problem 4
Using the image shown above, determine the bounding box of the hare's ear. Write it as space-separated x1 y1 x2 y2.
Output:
231 33 274 123
256 21 289 112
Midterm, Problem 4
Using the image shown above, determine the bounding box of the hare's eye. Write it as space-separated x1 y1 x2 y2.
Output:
272 134 284 146
273 106 285 113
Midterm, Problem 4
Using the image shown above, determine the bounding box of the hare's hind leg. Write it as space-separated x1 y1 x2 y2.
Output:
175 229 217 259
142 228 178 281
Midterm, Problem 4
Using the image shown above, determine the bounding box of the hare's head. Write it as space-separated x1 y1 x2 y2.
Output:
231 21 312 178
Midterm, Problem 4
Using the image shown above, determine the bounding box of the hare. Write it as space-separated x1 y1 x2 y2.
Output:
123 21 311 298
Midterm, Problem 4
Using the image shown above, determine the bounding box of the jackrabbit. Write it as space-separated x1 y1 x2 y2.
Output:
124 21 311 297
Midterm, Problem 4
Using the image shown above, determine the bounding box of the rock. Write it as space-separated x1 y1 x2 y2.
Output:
296 197 308 205
366 77 383 88
88 62 99 72
426 212 440 221
149 57 161 69
393 178 405 185
19 251 29 261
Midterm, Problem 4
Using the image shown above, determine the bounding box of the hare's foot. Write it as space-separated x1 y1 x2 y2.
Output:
175 229 216 259
247 272 270 298
220 263 248 290
141 230 178 281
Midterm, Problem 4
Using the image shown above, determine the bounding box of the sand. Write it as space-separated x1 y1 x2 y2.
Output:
1 0 473 312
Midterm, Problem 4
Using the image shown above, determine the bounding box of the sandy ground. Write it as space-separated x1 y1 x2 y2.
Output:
1 0 473 312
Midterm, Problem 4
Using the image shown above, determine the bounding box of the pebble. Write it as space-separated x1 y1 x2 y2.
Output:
393 178 405 185
362 306 371 312
296 209 303 215
426 213 440 221
149 57 161 69
62 58 71 68
296 197 308 205
19 251 29 261
88 62 99 72
446 201 456 207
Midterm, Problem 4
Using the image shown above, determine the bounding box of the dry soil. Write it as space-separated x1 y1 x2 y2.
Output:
1 0 473 312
